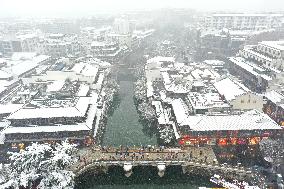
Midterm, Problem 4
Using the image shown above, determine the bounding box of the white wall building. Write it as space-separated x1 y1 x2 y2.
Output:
240 41 284 70
0 33 39 56
113 18 130 35
214 77 264 111
145 56 175 82
204 13 283 30
90 41 122 63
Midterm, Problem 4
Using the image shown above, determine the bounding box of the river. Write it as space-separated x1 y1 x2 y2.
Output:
75 67 215 189
102 80 157 147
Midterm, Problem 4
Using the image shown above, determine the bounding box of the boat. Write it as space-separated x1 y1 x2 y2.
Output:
209 174 260 189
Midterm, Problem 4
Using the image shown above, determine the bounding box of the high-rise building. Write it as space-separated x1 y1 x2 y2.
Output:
204 13 283 30
113 17 130 35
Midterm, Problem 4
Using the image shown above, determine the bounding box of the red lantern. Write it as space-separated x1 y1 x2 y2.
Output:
249 137 260 145
218 138 227 146
183 135 190 139
179 139 185 145
237 138 246 145
230 138 238 145
262 132 270 137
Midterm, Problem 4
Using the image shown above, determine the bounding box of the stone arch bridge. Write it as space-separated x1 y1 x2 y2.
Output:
70 146 256 180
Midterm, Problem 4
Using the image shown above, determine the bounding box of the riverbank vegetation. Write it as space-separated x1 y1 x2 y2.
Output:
94 76 120 146
0 141 77 189
133 77 156 124
133 76 175 145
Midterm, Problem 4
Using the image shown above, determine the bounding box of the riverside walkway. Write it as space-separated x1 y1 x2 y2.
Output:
70 146 254 179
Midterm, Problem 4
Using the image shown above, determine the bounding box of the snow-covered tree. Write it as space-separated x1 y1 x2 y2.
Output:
134 77 147 103
159 125 175 144
0 141 77 189
138 102 156 122
259 138 284 164
104 78 119 108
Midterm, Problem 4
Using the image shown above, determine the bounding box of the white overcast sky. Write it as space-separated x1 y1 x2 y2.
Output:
1 0 284 17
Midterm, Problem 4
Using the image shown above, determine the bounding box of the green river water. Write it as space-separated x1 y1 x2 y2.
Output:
75 74 215 189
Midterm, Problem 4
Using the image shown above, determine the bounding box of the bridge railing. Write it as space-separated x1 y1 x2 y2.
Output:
71 158 253 176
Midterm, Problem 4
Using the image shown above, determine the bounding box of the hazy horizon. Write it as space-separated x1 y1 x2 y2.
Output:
0 0 284 18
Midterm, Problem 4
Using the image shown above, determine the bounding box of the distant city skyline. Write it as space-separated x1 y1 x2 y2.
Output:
0 0 284 18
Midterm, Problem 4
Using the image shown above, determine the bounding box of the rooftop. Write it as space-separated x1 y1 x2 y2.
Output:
229 57 273 81
147 56 175 64
152 101 170 125
71 62 99 77
0 104 24 115
243 48 273 62
187 92 231 110
191 68 220 80
213 77 250 101
171 98 190 125
162 72 191 94
46 80 65 93
259 41 284 51
264 90 284 104
180 110 281 131
1 55 50 77
91 41 117 47
212 13 283 17
0 70 12 79
11 52 37 61
203 60 225 66
76 84 90 97
2 123 90 134
7 97 91 120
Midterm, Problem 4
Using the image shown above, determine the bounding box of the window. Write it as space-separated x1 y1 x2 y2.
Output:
248 99 250 103
241 100 244 103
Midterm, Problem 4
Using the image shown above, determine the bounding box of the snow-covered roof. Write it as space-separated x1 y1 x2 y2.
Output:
0 104 24 115
76 84 90 97
146 81 154 98
212 13 282 17
190 68 220 80
0 70 12 79
81 64 99 77
0 80 17 94
72 63 99 78
259 41 284 51
152 101 170 125
180 110 282 131
243 48 273 62
11 52 37 61
91 41 107 47
147 56 175 64
46 80 65 92
264 90 284 104
171 98 190 125
0 121 10 129
49 33 65 38
0 58 5 64
162 72 191 94
2 55 49 77
71 62 85 73
93 73 104 90
214 77 250 101
2 124 91 134
17 33 37 40
229 57 259 76
91 41 117 47
229 57 272 81
7 97 90 120
187 92 231 110
203 60 224 66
